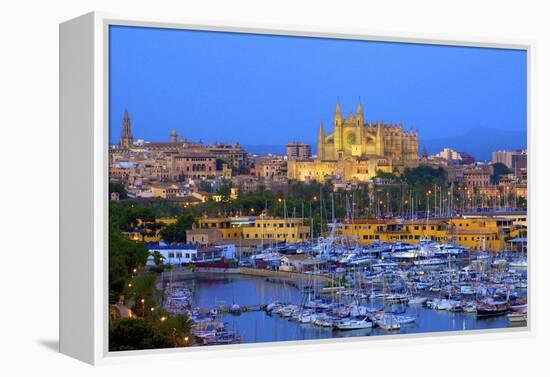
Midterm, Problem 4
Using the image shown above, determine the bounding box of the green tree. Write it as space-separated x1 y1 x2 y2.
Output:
151 250 164 266
159 213 196 243
491 162 511 184
403 165 447 196
218 182 232 201
109 318 165 351
126 273 162 314
159 315 194 347
109 314 194 351
374 170 401 181
109 228 149 304
109 181 128 199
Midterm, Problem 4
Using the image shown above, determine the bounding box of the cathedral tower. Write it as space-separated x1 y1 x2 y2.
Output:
171 128 178 143
288 99 420 183
356 99 364 127
355 99 364 150
317 121 325 160
333 99 343 158
119 109 133 149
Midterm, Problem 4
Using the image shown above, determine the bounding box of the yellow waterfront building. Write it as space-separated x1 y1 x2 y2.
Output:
341 216 522 251
287 100 419 182
244 217 310 242
196 216 310 243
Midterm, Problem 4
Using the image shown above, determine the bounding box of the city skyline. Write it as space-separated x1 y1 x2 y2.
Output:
109 25 527 157
106 22 528 354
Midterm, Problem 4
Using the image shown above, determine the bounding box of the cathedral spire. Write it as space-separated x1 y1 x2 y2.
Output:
335 98 342 116
334 99 343 153
317 120 325 160
357 98 363 115
318 120 325 137
356 98 364 129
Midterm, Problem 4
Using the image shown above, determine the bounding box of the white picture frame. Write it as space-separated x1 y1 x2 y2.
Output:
60 11 535 365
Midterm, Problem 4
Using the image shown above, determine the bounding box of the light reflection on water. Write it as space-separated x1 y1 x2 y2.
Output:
184 274 520 344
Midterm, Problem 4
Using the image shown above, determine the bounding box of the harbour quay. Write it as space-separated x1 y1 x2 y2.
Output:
158 231 527 345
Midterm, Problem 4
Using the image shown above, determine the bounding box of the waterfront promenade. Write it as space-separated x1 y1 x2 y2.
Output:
160 266 333 285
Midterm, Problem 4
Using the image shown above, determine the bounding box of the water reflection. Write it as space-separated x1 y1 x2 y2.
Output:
184 274 517 344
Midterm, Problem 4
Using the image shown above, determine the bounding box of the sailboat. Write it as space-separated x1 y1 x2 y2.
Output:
509 259 527 268
333 316 373 330
375 313 401 331
407 296 428 305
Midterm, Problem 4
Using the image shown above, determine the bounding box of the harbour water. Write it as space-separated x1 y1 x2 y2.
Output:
184 274 515 344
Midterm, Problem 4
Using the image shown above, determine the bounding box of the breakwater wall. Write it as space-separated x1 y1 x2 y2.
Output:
160 268 195 282
160 266 333 284
238 267 333 284
160 267 240 282
194 267 240 274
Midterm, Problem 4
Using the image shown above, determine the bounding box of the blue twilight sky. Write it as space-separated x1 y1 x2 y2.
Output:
109 25 527 152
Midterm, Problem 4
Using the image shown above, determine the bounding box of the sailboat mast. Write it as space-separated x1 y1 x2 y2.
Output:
319 186 323 237
309 201 313 243
331 193 335 225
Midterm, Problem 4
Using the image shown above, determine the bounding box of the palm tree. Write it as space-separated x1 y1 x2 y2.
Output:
161 314 194 347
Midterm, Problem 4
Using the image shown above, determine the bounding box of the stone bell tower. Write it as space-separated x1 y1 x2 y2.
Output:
333 99 344 159
119 109 133 149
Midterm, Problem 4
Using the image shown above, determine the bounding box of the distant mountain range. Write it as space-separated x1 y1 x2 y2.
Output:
244 127 526 161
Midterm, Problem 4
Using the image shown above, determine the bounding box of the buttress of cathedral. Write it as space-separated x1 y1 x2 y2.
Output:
287 100 419 182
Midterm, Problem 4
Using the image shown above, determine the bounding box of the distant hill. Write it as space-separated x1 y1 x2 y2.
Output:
244 127 527 161
420 127 527 161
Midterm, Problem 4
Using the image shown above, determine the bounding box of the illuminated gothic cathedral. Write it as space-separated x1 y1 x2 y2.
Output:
287 100 419 182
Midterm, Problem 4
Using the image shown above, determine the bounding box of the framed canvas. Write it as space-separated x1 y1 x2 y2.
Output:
60 12 534 365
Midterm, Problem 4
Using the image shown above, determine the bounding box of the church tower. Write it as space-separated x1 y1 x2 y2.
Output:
119 109 133 149
317 121 325 160
356 99 364 127
355 99 364 152
171 128 178 143
333 99 343 159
